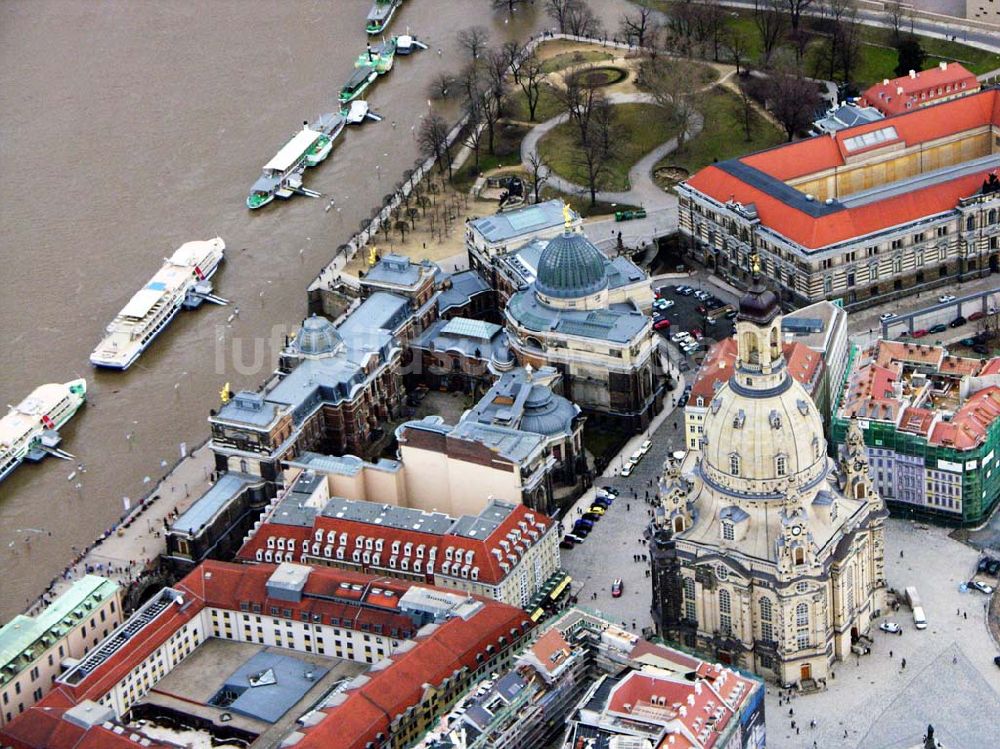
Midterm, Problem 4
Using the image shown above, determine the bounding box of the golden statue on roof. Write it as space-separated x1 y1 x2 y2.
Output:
751 251 762 276
562 201 574 229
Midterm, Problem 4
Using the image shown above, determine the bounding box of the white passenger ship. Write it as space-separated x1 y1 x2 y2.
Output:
90 238 226 370
0 379 87 483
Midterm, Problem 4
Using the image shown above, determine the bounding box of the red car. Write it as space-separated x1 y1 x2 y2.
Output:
654 318 671 330
690 328 703 340
913 329 930 338
696 305 707 315
611 579 623 597
970 311 986 321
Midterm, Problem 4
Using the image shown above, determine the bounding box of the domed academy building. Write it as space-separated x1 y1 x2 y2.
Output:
504 220 662 427
649 262 887 687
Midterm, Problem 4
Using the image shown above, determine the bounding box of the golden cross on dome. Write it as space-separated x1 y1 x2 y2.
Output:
562 202 573 229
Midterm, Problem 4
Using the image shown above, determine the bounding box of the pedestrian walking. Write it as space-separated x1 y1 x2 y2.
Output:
627 503 631 511
900 550 904 558
889 650 893 658
901 658 906 669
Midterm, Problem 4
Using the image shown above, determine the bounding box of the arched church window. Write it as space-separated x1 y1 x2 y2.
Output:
795 602 809 627
793 547 805 565
759 597 772 622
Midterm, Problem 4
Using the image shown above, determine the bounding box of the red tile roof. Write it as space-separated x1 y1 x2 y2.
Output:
860 63 979 116
238 501 554 587
2 561 530 749
685 89 1000 250
688 339 821 405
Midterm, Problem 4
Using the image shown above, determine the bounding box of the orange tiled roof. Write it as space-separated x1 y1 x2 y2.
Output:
859 63 979 116
685 89 1000 250
688 339 821 405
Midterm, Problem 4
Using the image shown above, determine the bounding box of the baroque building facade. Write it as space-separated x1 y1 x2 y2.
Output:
650 266 888 686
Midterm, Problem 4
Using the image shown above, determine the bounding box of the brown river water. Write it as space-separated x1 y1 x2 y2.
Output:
0 0 634 621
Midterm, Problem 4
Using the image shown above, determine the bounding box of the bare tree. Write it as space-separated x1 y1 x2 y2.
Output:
725 25 753 75
463 107 485 172
457 25 490 61
491 0 530 13
566 0 602 37
644 58 698 151
428 72 457 100
545 0 576 33
576 118 613 207
692 0 727 61
394 219 409 243
557 73 599 143
502 40 526 84
784 0 814 32
484 47 511 106
418 112 454 178
620 6 654 48
822 0 861 83
765 73 820 140
518 52 546 121
526 150 549 203
885 0 907 44
753 0 787 66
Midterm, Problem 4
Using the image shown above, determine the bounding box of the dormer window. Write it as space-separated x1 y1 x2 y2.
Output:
729 453 741 477
732 410 745 430
696 396 704 407
775 454 787 477
812 436 821 460
769 410 782 429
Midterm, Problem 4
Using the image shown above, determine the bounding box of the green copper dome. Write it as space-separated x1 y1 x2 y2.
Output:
535 231 608 300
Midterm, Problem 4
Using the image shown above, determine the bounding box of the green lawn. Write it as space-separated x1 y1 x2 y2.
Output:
504 81 564 123
453 123 529 187
540 49 615 73
653 87 785 186
636 1 1000 85
538 103 681 191
634 58 720 92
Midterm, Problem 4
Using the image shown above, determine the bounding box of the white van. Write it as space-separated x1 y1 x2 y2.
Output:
912 605 927 630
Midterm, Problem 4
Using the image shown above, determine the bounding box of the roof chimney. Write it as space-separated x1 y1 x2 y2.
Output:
909 69 916 78
896 86 904 95
883 78 889 86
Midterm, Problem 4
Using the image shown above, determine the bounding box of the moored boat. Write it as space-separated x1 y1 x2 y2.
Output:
366 0 402 34
90 238 226 370
355 38 396 75
247 125 329 208
0 380 87 483
339 68 378 104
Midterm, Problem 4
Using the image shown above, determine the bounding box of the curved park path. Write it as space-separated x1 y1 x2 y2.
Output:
520 73 730 209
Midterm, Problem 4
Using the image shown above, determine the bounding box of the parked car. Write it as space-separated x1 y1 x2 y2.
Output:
979 558 992 574
630 450 644 463
566 533 586 544
654 318 671 330
994 655 1000 668
571 526 590 538
600 485 620 497
593 498 612 509
588 505 606 516
671 331 691 343
988 559 1000 576
560 537 577 549
639 439 652 456
880 312 896 322
961 337 979 347
621 462 634 477
913 329 930 338
973 344 990 355
695 305 707 315
678 286 694 296
968 311 986 321
657 299 676 310
694 290 710 301
677 393 689 407
929 323 948 334
938 294 957 303
950 316 967 328
690 328 704 340
725 309 738 319
611 579 623 597
970 580 995 594
574 518 594 531
879 621 902 634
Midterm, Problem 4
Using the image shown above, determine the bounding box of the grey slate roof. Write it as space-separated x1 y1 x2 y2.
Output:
507 290 649 344
171 472 260 535
401 416 544 464
339 291 411 334
469 199 572 244
468 368 579 437
813 103 884 133
410 317 506 361
438 269 490 314
363 253 433 289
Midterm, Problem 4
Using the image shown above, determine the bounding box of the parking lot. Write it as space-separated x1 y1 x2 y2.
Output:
652 283 737 364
